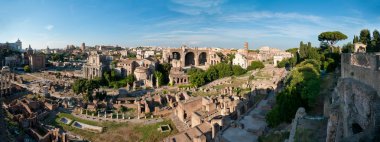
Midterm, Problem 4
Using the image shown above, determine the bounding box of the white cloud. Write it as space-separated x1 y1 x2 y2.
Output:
169 0 225 15
45 24 54 30
219 11 322 24
171 0 224 8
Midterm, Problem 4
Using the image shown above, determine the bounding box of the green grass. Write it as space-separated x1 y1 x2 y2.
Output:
178 84 195 88
134 119 178 142
50 112 130 140
258 131 289 142
294 128 318 142
51 113 178 142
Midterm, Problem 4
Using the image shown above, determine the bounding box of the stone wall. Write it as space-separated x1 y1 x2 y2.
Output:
326 78 380 142
341 53 380 96
287 107 306 142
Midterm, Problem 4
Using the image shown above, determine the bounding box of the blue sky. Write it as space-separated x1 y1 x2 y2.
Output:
0 0 379 49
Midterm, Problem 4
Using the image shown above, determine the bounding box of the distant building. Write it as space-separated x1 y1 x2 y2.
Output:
354 42 367 53
5 55 20 69
42 46 51 54
273 56 285 66
29 52 46 72
81 42 86 51
0 38 22 51
82 51 106 79
233 53 248 69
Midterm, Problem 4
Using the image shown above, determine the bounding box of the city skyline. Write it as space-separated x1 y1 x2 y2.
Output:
0 0 379 49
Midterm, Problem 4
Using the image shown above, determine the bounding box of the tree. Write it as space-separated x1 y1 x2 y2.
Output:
24 65 31 73
156 63 172 85
111 69 119 81
359 29 371 44
189 72 206 87
154 71 164 87
226 53 235 64
120 106 127 112
127 52 137 58
247 61 264 70
298 41 320 61
353 35 359 43
266 60 321 127
372 30 380 52
187 68 204 75
103 72 111 84
206 65 219 81
95 91 107 101
72 78 101 95
342 42 354 53
126 75 135 85
277 59 288 68
215 63 233 78
232 65 246 76
318 31 348 47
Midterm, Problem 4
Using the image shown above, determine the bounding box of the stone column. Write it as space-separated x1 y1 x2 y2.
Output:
195 53 199 66
181 51 185 67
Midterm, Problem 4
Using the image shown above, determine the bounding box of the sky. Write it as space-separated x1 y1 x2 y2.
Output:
0 0 379 50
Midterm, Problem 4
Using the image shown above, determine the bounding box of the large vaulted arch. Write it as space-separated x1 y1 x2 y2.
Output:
172 52 181 60
198 52 207 65
185 52 195 66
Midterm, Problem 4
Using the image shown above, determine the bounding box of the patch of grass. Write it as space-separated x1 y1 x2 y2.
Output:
51 113 177 142
178 84 195 88
294 128 318 142
51 112 130 141
258 131 289 142
134 119 178 142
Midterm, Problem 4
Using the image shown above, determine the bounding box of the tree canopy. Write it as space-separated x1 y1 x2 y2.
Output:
318 31 347 47
266 60 321 127
188 62 248 87
247 61 264 70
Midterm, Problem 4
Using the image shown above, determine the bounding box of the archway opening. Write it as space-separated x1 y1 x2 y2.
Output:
172 52 181 60
352 123 363 134
185 52 195 66
198 52 207 65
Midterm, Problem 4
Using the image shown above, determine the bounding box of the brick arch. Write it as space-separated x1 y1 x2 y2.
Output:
172 52 181 60
198 52 207 66
185 52 195 66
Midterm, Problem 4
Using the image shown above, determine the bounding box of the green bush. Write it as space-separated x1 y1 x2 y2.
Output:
247 61 264 70
266 60 321 127
24 65 31 72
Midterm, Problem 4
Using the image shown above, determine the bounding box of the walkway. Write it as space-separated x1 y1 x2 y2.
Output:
71 112 164 124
